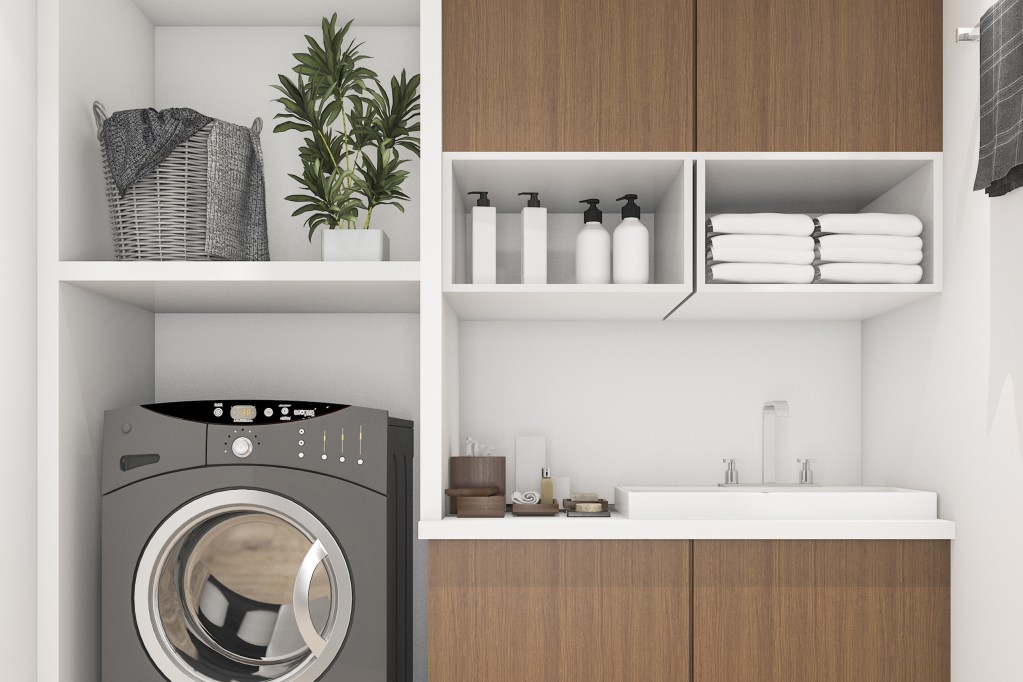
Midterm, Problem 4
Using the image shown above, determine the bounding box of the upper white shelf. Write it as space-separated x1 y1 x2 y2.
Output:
58 261 420 313
131 0 419 27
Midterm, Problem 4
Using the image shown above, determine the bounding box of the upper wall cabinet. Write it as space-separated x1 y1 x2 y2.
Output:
443 0 695 152
696 0 942 151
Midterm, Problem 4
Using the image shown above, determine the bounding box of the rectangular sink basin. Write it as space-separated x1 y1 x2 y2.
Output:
614 485 937 521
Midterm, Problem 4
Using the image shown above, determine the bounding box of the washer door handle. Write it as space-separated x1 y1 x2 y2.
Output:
293 539 329 657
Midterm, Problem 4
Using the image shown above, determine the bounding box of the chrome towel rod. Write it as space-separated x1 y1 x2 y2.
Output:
958 25 980 42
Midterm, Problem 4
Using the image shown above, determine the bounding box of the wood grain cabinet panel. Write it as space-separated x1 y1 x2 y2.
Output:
696 0 942 151
693 540 951 682
442 0 694 151
429 540 691 681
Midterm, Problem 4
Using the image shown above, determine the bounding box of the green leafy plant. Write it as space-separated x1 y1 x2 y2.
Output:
272 14 421 239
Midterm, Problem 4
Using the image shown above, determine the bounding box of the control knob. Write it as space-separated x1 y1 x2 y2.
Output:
232 437 254 458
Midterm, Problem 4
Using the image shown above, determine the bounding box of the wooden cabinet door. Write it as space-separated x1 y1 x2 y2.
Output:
443 0 695 152
693 540 950 682
696 0 942 151
429 540 691 681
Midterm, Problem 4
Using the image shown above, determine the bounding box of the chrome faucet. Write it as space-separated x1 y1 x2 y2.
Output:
762 400 789 484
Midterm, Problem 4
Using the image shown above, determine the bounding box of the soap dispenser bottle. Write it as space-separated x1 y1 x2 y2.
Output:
540 467 554 505
612 194 649 284
468 191 496 285
576 198 611 284
518 192 547 284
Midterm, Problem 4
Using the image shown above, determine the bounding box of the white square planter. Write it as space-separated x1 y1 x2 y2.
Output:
321 229 390 261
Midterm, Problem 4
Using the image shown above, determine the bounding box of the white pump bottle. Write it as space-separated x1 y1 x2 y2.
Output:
612 194 649 284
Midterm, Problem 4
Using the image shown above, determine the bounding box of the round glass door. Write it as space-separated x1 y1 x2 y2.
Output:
135 490 353 682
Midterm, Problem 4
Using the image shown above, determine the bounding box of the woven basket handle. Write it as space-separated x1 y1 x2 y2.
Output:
251 118 263 135
93 101 108 140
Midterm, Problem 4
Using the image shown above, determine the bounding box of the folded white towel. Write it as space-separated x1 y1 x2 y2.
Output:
709 263 815 284
814 263 923 284
816 246 923 265
709 213 815 236
709 234 815 250
511 491 540 504
816 234 923 251
710 246 815 265
815 213 923 237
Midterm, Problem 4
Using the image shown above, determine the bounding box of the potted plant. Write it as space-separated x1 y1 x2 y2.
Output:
272 15 421 261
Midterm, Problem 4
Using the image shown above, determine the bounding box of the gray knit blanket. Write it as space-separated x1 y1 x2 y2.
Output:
206 120 270 261
975 0 1023 197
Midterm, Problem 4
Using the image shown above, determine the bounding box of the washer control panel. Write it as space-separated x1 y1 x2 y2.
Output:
143 400 348 425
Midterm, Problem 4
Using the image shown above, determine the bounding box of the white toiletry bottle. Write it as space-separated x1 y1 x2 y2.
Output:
468 191 496 285
612 194 649 284
576 198 611 284
518 192 547 284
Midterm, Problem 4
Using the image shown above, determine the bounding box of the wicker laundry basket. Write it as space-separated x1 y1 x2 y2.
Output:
93 102 262 260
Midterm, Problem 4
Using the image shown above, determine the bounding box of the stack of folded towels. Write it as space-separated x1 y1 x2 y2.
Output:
813 214 924 283
707 213 817 283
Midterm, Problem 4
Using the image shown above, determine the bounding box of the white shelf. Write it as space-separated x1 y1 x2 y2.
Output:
669 285 941 320
58 261 420 313
444 284 690 321
131 0 419 27
418 513 956 540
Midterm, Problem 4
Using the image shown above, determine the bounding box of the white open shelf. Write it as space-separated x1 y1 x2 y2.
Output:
442 153 694 320
672 153 942 320
131 0 418 27
59 261 420 313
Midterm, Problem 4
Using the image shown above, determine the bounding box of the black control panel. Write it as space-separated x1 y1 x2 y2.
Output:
142 400 350 425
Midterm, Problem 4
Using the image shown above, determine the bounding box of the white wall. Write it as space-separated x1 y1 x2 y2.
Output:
1 0 37 677
861 1 1023 679
155 26 421 262
461 321 861 502
154 312 427 679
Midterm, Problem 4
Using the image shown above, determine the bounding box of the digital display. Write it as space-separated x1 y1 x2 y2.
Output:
230 405 257 421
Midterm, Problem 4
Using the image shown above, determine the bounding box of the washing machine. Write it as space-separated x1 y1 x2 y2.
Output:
101 400 413 682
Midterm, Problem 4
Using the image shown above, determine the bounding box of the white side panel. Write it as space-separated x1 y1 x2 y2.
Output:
440 301 460 517
155 26 420 262
654 162 690 285
59 285 155 682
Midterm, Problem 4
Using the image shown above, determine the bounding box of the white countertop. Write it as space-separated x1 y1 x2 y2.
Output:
418 512 956 540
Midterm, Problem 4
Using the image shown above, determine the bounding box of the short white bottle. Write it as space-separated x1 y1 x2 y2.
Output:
519 192 547 284
576 199 611 284
468 191 496 285
612 194 649 284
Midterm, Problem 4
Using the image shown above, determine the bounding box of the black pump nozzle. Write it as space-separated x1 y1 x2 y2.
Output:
468 191 491 207
518 192 542 207
580 198 602 224
617 194 641 219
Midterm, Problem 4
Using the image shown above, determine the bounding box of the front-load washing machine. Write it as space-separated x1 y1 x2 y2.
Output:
101 400 413 682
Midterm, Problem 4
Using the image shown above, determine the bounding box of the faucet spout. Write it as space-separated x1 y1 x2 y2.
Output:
762 401 790 484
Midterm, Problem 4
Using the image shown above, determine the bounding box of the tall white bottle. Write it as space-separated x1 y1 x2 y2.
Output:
576 198 611 284
468 191 496 284
612 194 649 284
519 192 547 284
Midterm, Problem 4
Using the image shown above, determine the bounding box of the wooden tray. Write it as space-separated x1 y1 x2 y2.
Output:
563 498 609 511
456 496 506 518
511 502 560 516
445 487 500 497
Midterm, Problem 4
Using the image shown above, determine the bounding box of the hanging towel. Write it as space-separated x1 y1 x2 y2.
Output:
816 234 923 251
708 263 815 284
709 246 815 265
815 245 923 265
206 120 270 261
100 107 212 196
708 213 815 236
814 263 923 284
708 234 815 250
815 213 923 237
975 0 1023 196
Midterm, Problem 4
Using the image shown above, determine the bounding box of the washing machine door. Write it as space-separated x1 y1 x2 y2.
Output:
134 489 354 682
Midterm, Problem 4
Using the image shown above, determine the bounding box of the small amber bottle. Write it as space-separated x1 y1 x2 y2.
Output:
540 467 554 505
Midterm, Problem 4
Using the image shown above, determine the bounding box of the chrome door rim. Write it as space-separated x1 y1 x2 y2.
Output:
134 489 353 682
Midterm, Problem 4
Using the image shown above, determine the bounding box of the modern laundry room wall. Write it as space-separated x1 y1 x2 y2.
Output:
154 312 426 679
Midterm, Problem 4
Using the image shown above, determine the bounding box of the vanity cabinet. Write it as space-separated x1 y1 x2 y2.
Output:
695 0 942 151
693 540 951 681
442 0 695 152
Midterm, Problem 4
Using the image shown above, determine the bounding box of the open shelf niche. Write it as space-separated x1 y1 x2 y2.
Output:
443 153 694 320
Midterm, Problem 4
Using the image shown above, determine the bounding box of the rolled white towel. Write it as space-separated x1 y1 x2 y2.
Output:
709 246 814 265
511 490 540 504
709 234 815 250
815 246 923 265
815 213 923 237
814 263 923 284
708 263 815 284
816 234 923 251
709 213 815 236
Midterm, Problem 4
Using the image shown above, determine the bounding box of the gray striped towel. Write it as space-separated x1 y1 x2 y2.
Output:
975 0 1023 197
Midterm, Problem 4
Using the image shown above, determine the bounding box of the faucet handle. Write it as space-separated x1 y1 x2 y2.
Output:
797 459 815 485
